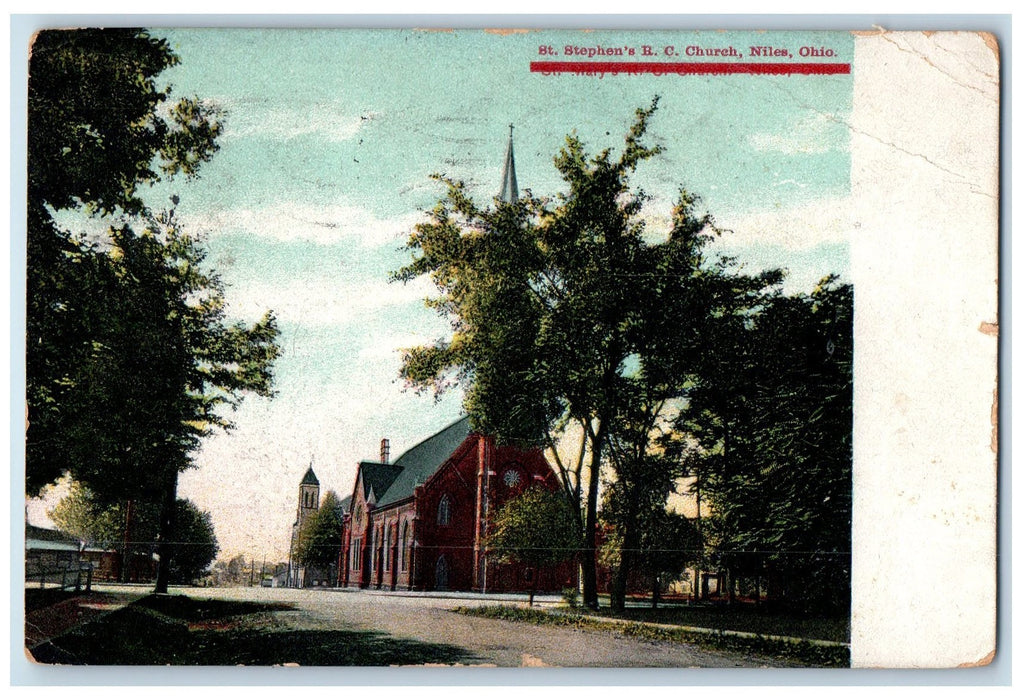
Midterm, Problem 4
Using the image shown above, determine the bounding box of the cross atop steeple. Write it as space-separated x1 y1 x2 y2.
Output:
498 124 519 204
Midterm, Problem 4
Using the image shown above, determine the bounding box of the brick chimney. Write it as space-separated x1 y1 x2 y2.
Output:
380 438 390 464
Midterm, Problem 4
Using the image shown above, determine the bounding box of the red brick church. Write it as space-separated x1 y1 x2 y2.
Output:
338 416 576 593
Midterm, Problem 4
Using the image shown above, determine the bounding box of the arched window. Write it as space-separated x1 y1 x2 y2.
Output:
401 521 411 572
384 524 392 572
372 523 380 572
375 526 383 573
437 494 452 526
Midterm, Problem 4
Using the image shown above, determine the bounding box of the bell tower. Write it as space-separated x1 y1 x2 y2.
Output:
297 464 320 529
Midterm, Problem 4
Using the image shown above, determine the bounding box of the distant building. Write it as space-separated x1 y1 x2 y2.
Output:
25 525 97 590
287 465 350 588
25 525 81 579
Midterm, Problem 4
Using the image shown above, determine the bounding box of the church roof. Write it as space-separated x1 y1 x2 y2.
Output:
358 461 403 503
336 495 352 513
363 416 473 509
498 127 518 203
301 466 319 486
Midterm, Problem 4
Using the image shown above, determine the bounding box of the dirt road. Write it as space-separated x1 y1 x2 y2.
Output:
79 585 798 668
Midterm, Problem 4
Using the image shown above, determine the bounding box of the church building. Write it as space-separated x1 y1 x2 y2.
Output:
339 416 576 593
287 465 350 588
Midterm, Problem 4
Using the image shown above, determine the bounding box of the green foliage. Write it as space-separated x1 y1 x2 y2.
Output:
30 207 280 507
293 491 347 568
25 29 278 593
28 29 222 217
600 506 701 588
560 587 580 609
486 488 581 569
168 500 220 583
25 28 236 499
48 481 218 584
638 511 701 581
677 277 853 614
600 389 700 610
47 480 125 547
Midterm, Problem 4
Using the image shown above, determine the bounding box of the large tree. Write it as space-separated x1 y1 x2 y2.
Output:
26 29 279 594
103 209 278 593
27 28 223 495
599 390 688 612
678 277 853 613
396 100 778 608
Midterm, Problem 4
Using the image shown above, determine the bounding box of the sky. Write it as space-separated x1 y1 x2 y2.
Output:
26 28 855 562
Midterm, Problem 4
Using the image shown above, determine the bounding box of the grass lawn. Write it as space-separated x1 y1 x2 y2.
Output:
29 593 478 666
457 604 850 668
592 596 849 643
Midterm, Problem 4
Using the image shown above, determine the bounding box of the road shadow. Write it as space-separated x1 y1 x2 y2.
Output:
28 594 478 667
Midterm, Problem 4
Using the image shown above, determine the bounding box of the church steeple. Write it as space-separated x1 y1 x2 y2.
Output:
297 462 320 524
498 124 519 203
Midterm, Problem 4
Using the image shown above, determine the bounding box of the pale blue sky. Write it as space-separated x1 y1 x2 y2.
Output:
30 29 855 560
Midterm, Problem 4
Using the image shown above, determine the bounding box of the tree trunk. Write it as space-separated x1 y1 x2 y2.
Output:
652 577 660 610
582 431 604 610
153 468 179 594
611 508 639 613
693 478 703 602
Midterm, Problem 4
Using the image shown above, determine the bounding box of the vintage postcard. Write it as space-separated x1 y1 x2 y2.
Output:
19 25 998 674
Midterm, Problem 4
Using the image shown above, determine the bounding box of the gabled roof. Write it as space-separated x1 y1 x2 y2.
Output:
372 416 473 509
301 466 319 486
357 461 403 505
336 495 352 514
26 525 79 551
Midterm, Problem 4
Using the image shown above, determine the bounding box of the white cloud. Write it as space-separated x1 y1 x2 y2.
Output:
184 201 422 249
222 97 380 143
358 330 448 361
748 112 849 155
716 194 858 251
224 273 436 328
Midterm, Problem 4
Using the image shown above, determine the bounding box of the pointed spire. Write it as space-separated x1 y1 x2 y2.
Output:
301 464 319 486
498 124 519 204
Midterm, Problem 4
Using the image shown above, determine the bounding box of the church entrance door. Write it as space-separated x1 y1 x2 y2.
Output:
436 555 449 591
